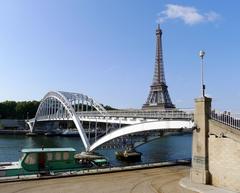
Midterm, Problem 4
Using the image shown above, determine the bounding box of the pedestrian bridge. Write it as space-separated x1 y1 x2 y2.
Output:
27 91 195 152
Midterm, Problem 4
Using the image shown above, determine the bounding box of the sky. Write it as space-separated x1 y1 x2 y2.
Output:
0 0 240 112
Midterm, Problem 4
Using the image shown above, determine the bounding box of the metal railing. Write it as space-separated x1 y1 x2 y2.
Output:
29 109 194 123
211 110 240 130
77 109 194 120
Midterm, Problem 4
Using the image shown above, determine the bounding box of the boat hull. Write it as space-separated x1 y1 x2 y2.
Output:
115 151 142 162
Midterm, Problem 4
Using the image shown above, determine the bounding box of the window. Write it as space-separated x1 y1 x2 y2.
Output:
63 152 69 160
55 152 61 160
47 153 53 161
24 153 37 164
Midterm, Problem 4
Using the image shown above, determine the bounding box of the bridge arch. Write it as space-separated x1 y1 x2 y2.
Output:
89 120 194 151
33 91 107 151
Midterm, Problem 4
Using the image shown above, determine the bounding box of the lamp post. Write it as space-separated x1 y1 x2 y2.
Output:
199 50 205 97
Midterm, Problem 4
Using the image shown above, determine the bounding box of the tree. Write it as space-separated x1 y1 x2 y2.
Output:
0 101 40 119
0 101 17 119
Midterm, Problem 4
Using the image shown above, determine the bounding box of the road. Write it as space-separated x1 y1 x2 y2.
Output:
0 166 189 193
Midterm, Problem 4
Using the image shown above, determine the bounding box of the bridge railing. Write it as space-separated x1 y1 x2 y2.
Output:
211 110 240 129
34 114 71 121
77 109 194 120
29 109 194 122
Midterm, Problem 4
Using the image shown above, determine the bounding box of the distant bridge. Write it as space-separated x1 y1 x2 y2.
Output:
27 91 195 152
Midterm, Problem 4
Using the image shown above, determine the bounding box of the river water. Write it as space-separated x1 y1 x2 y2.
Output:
0 134 192 166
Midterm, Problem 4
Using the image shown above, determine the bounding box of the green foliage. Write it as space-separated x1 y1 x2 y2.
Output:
0 101 40 119
104 105 117 110
0 100 115 119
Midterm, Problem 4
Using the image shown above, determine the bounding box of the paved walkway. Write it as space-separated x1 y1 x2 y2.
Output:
179 177 237 193
0 166 189 193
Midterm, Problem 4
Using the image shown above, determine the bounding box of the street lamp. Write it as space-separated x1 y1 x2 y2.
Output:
199 50 205 97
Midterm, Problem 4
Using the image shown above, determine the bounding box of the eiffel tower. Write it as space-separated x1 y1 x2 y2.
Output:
142 25 175 110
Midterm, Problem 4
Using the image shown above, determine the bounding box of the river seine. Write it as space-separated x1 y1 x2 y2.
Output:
0 133 192 166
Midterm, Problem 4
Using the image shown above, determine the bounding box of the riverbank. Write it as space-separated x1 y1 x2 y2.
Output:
0 165 190 193
0 129 29 135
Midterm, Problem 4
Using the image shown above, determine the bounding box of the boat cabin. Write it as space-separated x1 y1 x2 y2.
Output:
20 148 78 172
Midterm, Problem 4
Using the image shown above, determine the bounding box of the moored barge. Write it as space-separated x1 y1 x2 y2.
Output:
0 147 108 177
115 148 142 162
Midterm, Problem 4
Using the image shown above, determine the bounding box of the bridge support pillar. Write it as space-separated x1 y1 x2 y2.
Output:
26 121 34 132
190 97 211 184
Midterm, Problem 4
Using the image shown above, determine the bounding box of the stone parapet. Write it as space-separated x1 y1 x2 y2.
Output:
180 177 236 193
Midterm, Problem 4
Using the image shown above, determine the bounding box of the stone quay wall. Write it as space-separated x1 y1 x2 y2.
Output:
208 120 240 192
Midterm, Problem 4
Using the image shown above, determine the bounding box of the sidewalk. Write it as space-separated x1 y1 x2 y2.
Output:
179 177 237 193
0 166 188 193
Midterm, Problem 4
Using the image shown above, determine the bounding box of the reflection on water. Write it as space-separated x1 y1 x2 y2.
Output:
0 134 192 166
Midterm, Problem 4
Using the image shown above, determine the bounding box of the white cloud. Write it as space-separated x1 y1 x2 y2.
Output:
157 4 220 25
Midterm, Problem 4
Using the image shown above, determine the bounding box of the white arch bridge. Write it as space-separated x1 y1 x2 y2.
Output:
27 91 195 152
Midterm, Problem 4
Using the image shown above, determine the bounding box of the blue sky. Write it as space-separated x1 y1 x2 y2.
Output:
0 1 240 112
